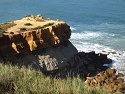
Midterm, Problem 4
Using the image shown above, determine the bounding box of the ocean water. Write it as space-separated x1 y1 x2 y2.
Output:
0 0 125 75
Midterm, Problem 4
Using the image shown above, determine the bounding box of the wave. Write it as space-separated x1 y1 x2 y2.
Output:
71 40 125 78
70 24 125 78
70 27 76 31
71 32 102 40
70 24 125 51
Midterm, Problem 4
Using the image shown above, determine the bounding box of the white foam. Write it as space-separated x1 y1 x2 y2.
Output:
70 27 76 31
70 24 125 79
71 40 125 79
71 32 101 40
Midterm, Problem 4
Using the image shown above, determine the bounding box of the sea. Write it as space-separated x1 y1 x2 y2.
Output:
0 0 125 76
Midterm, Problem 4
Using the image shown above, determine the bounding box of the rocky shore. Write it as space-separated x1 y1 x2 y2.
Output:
0 15 125 93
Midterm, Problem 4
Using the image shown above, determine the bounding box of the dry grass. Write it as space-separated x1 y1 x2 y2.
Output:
0 22 16 31
0 22 16 36
0 62 122 94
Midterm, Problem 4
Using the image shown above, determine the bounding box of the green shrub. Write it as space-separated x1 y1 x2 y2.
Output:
32 22 54 30
32 26 43 30
20 28 27 32
0 29 6 37
24 23 32 26
43 22 54 27
10 32 14 34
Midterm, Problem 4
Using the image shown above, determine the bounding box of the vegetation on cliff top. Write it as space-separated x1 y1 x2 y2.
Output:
0 22 16 36
0 62 121 94
18 22 54 32
0 22 16 32
31 22 54 30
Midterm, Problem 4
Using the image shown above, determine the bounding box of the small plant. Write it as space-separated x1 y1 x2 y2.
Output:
24 23 32 26
32 26 43 30
41 22 54 29
0 29 6 37
10 32 14 34
32 22 54 30
44 23 54 27
20 28 27 32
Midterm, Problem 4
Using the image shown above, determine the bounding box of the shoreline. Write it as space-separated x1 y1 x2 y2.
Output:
71 39 125 79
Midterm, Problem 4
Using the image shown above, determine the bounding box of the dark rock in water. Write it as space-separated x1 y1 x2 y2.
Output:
78 52 85 57
98 53 107 60
97 66 109 71
51 50 113 78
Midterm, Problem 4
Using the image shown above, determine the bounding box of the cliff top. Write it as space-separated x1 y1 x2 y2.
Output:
0 14 65 35
0 14 71 54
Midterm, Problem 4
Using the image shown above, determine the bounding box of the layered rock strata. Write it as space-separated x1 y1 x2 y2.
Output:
0 15 78 72
0 15 125 93
12 40 78 72
0 15 71 55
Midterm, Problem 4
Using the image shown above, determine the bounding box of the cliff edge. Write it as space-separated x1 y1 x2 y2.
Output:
0 14 78 72
0 14 71 55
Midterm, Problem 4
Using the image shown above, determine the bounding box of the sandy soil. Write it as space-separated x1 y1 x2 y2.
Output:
6 15 63 33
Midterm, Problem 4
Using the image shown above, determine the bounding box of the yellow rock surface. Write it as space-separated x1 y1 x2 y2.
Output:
0 15 71 55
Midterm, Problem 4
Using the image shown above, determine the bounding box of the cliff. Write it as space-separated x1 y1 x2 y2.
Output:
0 15 71 56
0 15 125 93
0 14 78 72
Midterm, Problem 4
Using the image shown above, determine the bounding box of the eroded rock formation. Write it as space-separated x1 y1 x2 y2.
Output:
0 15 78 72
0 14 125 93
85 68 125 93
0 16 71 55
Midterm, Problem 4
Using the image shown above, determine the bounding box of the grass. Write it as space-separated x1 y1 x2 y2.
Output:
0 22 16 36
0 22 16 31
0 31 5 37
0 61 122 94
32 22 54 30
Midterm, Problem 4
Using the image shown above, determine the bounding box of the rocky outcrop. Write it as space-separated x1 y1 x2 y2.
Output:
55 51 112 78
84 68 125 93
0 15 77 73
12 40 78 72
53 51 125 93
0 15 71 56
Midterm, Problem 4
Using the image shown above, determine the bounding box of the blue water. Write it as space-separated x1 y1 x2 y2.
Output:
0 0 125 74
0 0 125 51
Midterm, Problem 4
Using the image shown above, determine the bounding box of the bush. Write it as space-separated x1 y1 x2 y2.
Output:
20 28 27 32
32 26 42 30
24 23 32 26
32 22 54 30
10 32 14 34
0 29 5 37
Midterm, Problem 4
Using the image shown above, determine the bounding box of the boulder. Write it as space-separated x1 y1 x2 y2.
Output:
84 68 125 93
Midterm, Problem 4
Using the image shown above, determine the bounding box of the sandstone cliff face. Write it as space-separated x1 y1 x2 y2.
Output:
0 22 71 56
14 40 78 72
0 15 78 72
